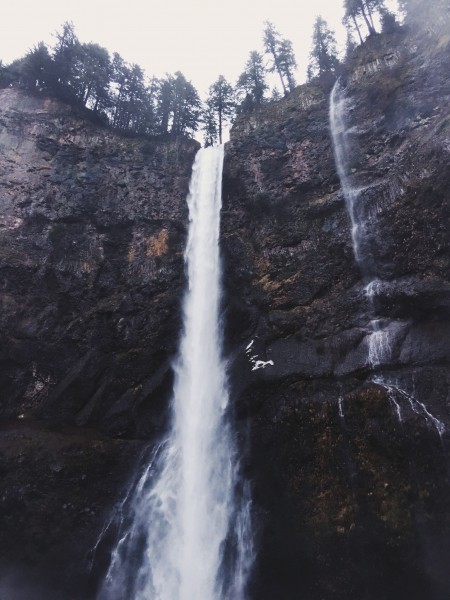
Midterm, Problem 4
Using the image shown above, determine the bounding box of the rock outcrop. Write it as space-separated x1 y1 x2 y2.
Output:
0 89 198 598
0 21 449 600
222 27 450 600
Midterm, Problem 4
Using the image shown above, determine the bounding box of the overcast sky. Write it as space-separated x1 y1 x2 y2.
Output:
1 0 352 95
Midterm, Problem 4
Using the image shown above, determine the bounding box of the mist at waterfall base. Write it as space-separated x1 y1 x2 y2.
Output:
97 146 253 600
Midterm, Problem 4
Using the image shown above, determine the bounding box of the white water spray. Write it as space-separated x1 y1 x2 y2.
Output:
373 376 445 436
330 81 394 368
98 146 253 600
329 81 364 266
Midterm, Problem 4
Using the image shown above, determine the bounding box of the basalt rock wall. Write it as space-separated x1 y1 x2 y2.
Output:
222 28 450 600
0 24 449 600
0 89 198 436
0 89 198 598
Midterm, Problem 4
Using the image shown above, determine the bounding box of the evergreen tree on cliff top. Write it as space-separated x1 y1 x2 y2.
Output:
236 50 268 109
17 43 54 92
169 72 201 136
307 16 339 81
343 0 386 41
51 21 82 101
77 43 112 112
263 21 297 95
204 75 235 144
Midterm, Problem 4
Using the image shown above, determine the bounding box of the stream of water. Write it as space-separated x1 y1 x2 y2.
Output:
98 145 253 600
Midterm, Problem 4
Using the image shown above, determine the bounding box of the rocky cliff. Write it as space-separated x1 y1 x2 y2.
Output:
222 27 450 600
0 89 198 597
0 22 449 600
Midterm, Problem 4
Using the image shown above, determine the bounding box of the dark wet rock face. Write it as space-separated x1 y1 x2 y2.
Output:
222 28 450 600
0 89 198 436
0 24 449 600
0 89 198 597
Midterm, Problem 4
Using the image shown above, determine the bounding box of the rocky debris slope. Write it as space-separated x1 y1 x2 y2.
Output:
222 28 450 600
0 88 198 598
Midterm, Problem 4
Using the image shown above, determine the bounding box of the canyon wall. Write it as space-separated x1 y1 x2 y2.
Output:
0 23 449 600
0 89 198 597
222 28 450 600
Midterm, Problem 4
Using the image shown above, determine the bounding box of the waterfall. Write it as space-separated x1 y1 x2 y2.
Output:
329 80 392 368
329 81 445 435
98 145 253 600
329 81 365 267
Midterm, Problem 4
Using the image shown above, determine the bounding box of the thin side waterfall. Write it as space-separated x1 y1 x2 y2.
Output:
329 81 446 436
329 80 392 369
98 145 253 600
329 80 364 267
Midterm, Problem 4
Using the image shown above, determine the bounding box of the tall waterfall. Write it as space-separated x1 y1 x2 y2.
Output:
98 145 253 599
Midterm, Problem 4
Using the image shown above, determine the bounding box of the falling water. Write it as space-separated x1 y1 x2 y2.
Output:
329 80 447 439
329 80 365 266
98 145 253 600
373 376 446 436
330 80 392 368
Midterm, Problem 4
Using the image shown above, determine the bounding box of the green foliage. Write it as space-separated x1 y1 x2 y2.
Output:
201 104 218 147
0 22 201 140
380 11 401 33
343 0 387 43
308 16 339 81
162 72 201 136
78 43 112 112
236 51 268 109
263 21 297 96
17 43 53 92
51 21 81 102
203 75 235 144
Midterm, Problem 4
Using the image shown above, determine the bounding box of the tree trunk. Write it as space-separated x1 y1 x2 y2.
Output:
364 1 376 30
271 49 287 96
352 15 364 43
360 3 376 34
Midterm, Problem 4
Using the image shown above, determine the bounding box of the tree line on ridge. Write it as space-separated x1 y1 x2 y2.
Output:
0 0 408 145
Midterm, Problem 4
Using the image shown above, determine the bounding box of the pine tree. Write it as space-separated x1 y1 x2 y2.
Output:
277 38 297 92
77 43 111 112
307 16 339 81
169 72 201 136
156 75 174 134
343 0 387 41
52 21 82 101
263 22 297 95
236 50 268 107
18 43 53 92
202 104 218 147
204 75 235 144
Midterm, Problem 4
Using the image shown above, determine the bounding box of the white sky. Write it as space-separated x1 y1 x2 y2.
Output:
2 0 351 97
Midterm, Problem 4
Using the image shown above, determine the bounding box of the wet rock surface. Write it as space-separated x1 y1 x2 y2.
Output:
222 28 450 600
0 89 198 597
0 24 449 600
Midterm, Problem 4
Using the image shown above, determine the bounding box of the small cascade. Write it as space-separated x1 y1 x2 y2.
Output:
373 376 445 437
372 376 403 423
338 396 345 421
329 82 364 266
367 319 392 368
330 80 394 370
98 146 253 600
330 80 448 446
